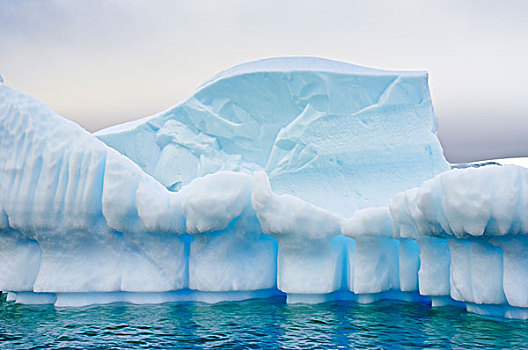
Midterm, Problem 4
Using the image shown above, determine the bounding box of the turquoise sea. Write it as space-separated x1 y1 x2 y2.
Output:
1 296 527 349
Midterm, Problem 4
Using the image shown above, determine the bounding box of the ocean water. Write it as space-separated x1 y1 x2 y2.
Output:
1 296 527 349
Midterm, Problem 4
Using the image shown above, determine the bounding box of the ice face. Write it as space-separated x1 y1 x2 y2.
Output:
0 83 188 293
252 171 345 295
96 57 449 217
388 165 528 317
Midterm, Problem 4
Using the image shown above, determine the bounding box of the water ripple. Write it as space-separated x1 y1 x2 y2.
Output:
1 298 528 349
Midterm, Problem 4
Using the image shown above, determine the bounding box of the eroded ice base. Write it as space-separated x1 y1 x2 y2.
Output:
4 290 283 307
5 230 528 320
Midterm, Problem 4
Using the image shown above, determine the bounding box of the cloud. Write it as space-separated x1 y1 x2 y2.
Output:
1 0 528 162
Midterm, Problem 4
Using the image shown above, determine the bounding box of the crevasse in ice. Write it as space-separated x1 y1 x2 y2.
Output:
1 57 527 319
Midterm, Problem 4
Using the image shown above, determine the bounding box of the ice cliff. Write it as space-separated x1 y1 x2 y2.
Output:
95 57 449 217
1 58 527 319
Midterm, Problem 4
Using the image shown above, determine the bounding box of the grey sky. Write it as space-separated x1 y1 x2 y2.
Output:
1 0 527 163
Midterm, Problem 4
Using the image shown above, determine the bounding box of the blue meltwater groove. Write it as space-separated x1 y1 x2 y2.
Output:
1 297 527 349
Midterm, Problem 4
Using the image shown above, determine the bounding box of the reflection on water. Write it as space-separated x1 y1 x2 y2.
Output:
1 297 527 349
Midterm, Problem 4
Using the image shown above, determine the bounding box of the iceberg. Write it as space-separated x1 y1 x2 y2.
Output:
1 57 527 319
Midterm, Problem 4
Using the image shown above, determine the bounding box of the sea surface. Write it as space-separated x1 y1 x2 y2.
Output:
1 296 527 349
